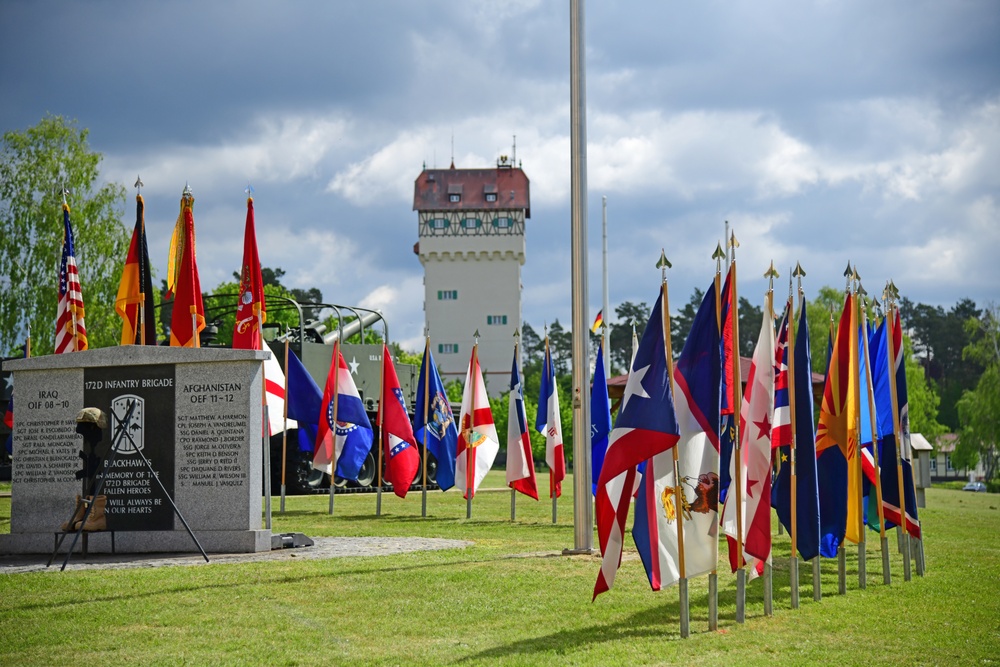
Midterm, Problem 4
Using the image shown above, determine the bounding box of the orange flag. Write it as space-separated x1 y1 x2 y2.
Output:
168 191 205 347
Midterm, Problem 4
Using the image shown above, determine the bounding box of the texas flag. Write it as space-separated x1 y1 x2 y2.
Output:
456 347 499 500
722 300 775 578
536 340 566 498
506 351 539 500
313 342 373 481
379 345 420 498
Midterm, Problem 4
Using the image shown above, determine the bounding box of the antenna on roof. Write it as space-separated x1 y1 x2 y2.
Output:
512 135 517 165
450 131 455 169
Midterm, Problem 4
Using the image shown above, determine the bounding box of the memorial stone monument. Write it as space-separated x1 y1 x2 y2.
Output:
0 346 272 554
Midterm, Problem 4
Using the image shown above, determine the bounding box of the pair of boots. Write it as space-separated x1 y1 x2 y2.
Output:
60 495 107 532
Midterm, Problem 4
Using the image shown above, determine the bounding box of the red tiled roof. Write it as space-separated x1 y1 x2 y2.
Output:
413 167 530 218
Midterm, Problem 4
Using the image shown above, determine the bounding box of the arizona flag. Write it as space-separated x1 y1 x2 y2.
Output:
55 203 87 353
816 292 861 545
722 300 775 578
590 340 612 495
536 340 566 498
632 283 721 590
456 347 500 500
506 351 538 500
115 194 156 345
414 345 459 491
379 345 420 498
313 343 374 481
594 291 680 599
232 196 265 350
167 192 205 347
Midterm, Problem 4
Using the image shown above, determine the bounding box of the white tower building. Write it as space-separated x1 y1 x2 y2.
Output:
413 158 530 396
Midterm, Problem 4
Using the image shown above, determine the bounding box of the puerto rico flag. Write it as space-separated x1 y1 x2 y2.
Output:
313 342 373 481
632 282 721 590
456 347 499 500
506 351 538 500
536 339 566 499
379 344 420 498
594 290 680 599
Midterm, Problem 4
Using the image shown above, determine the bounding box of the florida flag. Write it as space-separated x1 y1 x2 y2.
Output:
313 343 374 481
379 345 420 498
632 283 721 590
594 291 680 599
721 300 775 578
506 351 538 500
456 347 500 500
536 340 566 498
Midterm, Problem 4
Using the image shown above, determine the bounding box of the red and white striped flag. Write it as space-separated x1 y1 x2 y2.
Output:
55 203 87 353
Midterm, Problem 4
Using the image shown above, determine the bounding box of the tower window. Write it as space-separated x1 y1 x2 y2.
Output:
430 218 448 229
437 290 458 300
438 343 459 354
462 218 481 229
449 194 461 203
494 217 511 228
485 193 497 202
487 315 508 326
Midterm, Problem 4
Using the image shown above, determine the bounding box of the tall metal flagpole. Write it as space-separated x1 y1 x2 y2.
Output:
511 332 520 522
659 250 689 639
280 338 289 513
328 340 342 515
763 261 779 618
786 271 800 609
420 334 431 518
467 331 480 520
376 346 386 517
602 196 610 376
134 176 147 345
852 266 866 591
885 283 913 581
568 0 593 554
709 242 725 632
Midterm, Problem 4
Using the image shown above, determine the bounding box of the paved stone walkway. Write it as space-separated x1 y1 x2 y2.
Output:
0 536 472 575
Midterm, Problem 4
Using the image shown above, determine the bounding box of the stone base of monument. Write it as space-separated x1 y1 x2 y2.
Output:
2 347 275 556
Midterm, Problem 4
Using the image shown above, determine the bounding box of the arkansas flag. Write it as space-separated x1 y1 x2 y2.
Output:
594 290 680 599
721 300 775 578
379 345 420 498
632 282 721 590
232 196 265 350
506 351 539 500
535 340 566 498
456 347 500 500
313 343 374 481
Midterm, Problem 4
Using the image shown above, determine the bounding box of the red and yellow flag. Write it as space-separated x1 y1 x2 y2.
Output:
232 196 266 350
115 194 156 345
816 292 861 543
168 192 205 347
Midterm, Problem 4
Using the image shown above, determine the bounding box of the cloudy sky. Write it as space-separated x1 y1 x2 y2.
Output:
2 0 998 351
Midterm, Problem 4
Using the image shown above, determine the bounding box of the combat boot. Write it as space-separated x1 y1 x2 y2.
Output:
77 495 107 532
60 495 87 531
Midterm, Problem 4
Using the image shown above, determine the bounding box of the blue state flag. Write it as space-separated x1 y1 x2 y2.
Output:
414 345 458 491
285 348 323 454
590 342 612 495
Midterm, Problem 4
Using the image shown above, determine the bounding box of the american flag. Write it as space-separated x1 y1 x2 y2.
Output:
55 204 87 353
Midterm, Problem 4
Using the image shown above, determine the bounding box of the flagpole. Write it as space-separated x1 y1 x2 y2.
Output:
602 196 610 376
280 338 289 513
659 250 689 639
546 335 558 525
135 177 146 346
376 346 386 517
709 242 724 632
467 333 480 520
859 285 890 585
851 267 866 590
787 271 800 609
831 293 847 595
885 288 913 581
763 261 779 618
61 190 79 353
730 233 747 624
260 311 271 530
421 336 431 518
328 340 342 515
511 335 519 522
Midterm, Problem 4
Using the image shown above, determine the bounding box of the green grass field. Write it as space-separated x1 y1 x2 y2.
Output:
1 474 998 666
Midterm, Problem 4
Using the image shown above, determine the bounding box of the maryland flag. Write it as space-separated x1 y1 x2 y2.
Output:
232 196 265 350
167 191 205 347
816 292 862 544
115 194 157 345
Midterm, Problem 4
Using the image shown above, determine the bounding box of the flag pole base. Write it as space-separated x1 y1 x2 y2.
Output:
561 547 597 556
763 562 773 617
280 484 286 514
812 557 822 601
679 577 690 638
858 541 867 590
915 538 926 576
376 485 382 517
466 495 472 520
708 572 718 631
790 556 799 609
328 487 335 515
510 489 516 521
735 569 746 624
902 531 912 582
552 495 557 524
881 535 891 585
837 545 846 595
421 485 427 518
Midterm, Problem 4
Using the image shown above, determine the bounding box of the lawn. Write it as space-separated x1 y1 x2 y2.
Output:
1 474 998 666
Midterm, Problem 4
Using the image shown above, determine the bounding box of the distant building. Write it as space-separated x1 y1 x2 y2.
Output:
413 157 530 396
